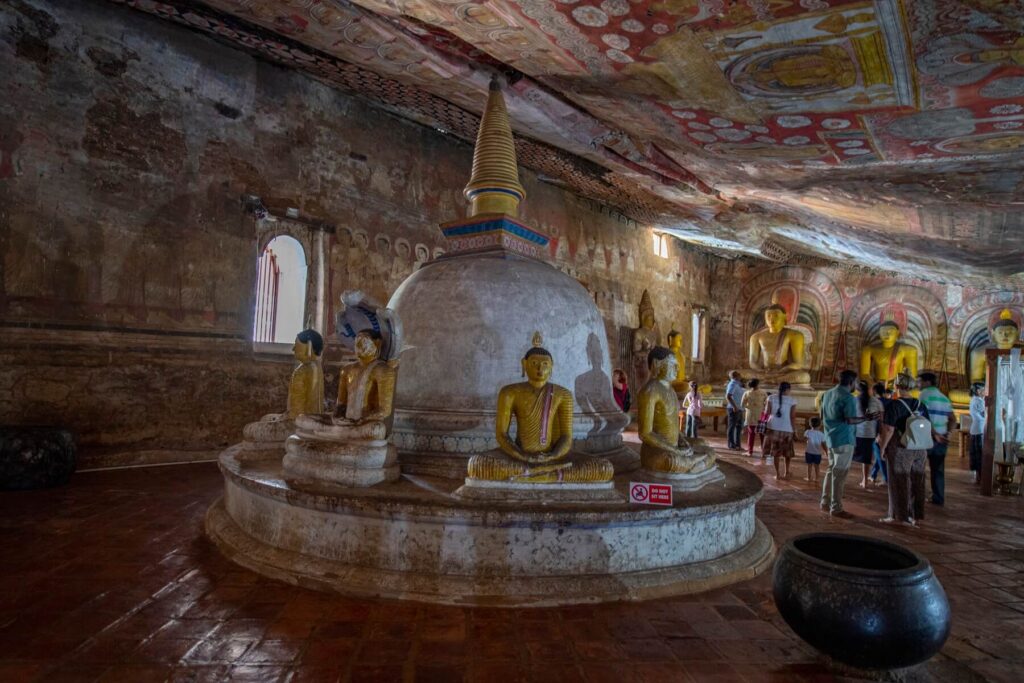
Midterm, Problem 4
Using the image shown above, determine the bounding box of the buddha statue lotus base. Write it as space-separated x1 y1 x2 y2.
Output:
454 451 623 503
281 415 399 488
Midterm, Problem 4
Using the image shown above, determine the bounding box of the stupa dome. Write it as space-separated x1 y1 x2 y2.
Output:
388 249 630 472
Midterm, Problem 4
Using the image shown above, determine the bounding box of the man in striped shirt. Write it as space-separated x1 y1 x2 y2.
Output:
917 372 952 506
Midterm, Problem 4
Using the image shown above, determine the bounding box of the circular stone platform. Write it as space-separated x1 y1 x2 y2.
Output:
207 448 774 606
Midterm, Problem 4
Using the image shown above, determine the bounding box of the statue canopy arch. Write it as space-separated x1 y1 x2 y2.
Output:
733 266 843 383
845 285 948 376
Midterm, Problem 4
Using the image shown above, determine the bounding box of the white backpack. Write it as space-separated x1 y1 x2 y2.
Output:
898 399 934 450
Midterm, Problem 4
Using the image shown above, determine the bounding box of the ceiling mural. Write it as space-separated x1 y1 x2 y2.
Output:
108 0 1024 283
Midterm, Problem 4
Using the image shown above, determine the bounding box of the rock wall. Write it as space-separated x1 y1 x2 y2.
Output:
0 0 717 465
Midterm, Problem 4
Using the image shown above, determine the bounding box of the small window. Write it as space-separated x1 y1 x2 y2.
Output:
691 311 705 361
253 235 307 343
652 232 669 258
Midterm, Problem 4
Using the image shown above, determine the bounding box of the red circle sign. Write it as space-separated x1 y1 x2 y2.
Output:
631 484 648 501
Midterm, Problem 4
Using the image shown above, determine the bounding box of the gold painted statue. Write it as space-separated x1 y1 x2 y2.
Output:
467 335 613 483
971 309 1020 385
242 329 324 445
748 304 811 385
287 330 326 418
667 329 688 393
632 290 660 390
859 321 918 387
296 329 396 441
638 347 716 475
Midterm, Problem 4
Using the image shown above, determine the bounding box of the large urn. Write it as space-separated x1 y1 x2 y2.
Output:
773 533 950 670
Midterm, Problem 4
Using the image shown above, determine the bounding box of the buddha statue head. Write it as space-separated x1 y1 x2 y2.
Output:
647 346 677 382
764 304 788 333
667 330 683 351
521 346 554 387
878 321 901 347
354 329 384 365
293 328 325 363
992 309 1020 349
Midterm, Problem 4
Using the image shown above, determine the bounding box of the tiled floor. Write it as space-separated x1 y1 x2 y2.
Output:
1 436 1023 682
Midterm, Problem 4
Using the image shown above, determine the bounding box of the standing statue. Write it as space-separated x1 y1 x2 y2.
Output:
466 334 614 483
631 290 660 390
859 311 918 387
637 347 716 477
748 302 811 385
282 292 402 487
242 328 325 447
667 329 688 394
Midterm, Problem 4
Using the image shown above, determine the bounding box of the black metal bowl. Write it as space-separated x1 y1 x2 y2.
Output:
773 533 950 670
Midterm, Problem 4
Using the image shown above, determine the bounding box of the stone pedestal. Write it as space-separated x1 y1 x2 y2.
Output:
281 415 399 487
283 437 398 487
209 449 773 606
641 466 726 492
1 426 76 490
454 477 623 504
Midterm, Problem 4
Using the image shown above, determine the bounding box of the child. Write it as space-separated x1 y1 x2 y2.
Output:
681 381 702 439
804 417 827 483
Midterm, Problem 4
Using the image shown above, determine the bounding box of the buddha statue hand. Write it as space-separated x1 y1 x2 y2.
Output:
295 413 387 442
467 453 613 483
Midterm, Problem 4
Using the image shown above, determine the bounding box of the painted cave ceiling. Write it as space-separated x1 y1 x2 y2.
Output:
111 0 1024 283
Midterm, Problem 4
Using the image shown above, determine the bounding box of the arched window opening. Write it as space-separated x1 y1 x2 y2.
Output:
253 235 307 344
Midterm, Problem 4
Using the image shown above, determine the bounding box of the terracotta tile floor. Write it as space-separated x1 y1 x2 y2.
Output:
2 436 1023 682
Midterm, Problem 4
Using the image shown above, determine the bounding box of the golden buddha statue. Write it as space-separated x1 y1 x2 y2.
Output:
859 319 918 387
295 329 396 442
667 329 688 394
637 347 716 476
632 290 660 389
242 328 324 446
971 309 1020 384
748 303 811 385
466 335 613 483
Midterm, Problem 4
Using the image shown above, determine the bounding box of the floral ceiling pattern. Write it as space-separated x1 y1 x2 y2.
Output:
111 0 1024 283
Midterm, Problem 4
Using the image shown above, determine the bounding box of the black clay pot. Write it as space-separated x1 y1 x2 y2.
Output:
773 533 950 670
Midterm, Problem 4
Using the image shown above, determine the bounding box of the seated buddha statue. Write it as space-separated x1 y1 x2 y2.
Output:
466 336 613 484
667 330 688 394
971 309 1020 385
859 321 918 387
638 347 716 476
241 329 324 447
748 304 811 385
283 327 400 487
293 329 396 442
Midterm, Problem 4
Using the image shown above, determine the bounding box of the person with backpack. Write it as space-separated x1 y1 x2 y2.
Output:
917 372 952 506
878 373 932 526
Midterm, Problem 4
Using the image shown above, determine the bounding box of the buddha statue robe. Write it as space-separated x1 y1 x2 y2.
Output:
638 348 716 475
467 346 613 483
748 305 811 385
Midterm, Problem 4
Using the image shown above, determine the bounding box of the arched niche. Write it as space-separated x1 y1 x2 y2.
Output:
947 291 1024 384
732 266 844 383
844 285 948 375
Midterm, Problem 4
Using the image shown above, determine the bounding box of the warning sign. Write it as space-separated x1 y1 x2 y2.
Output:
629 482 673 506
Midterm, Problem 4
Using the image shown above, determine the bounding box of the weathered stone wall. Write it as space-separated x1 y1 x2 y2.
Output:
0 0 717 465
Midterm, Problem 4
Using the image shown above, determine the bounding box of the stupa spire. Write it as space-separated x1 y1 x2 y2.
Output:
464 77 525 217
